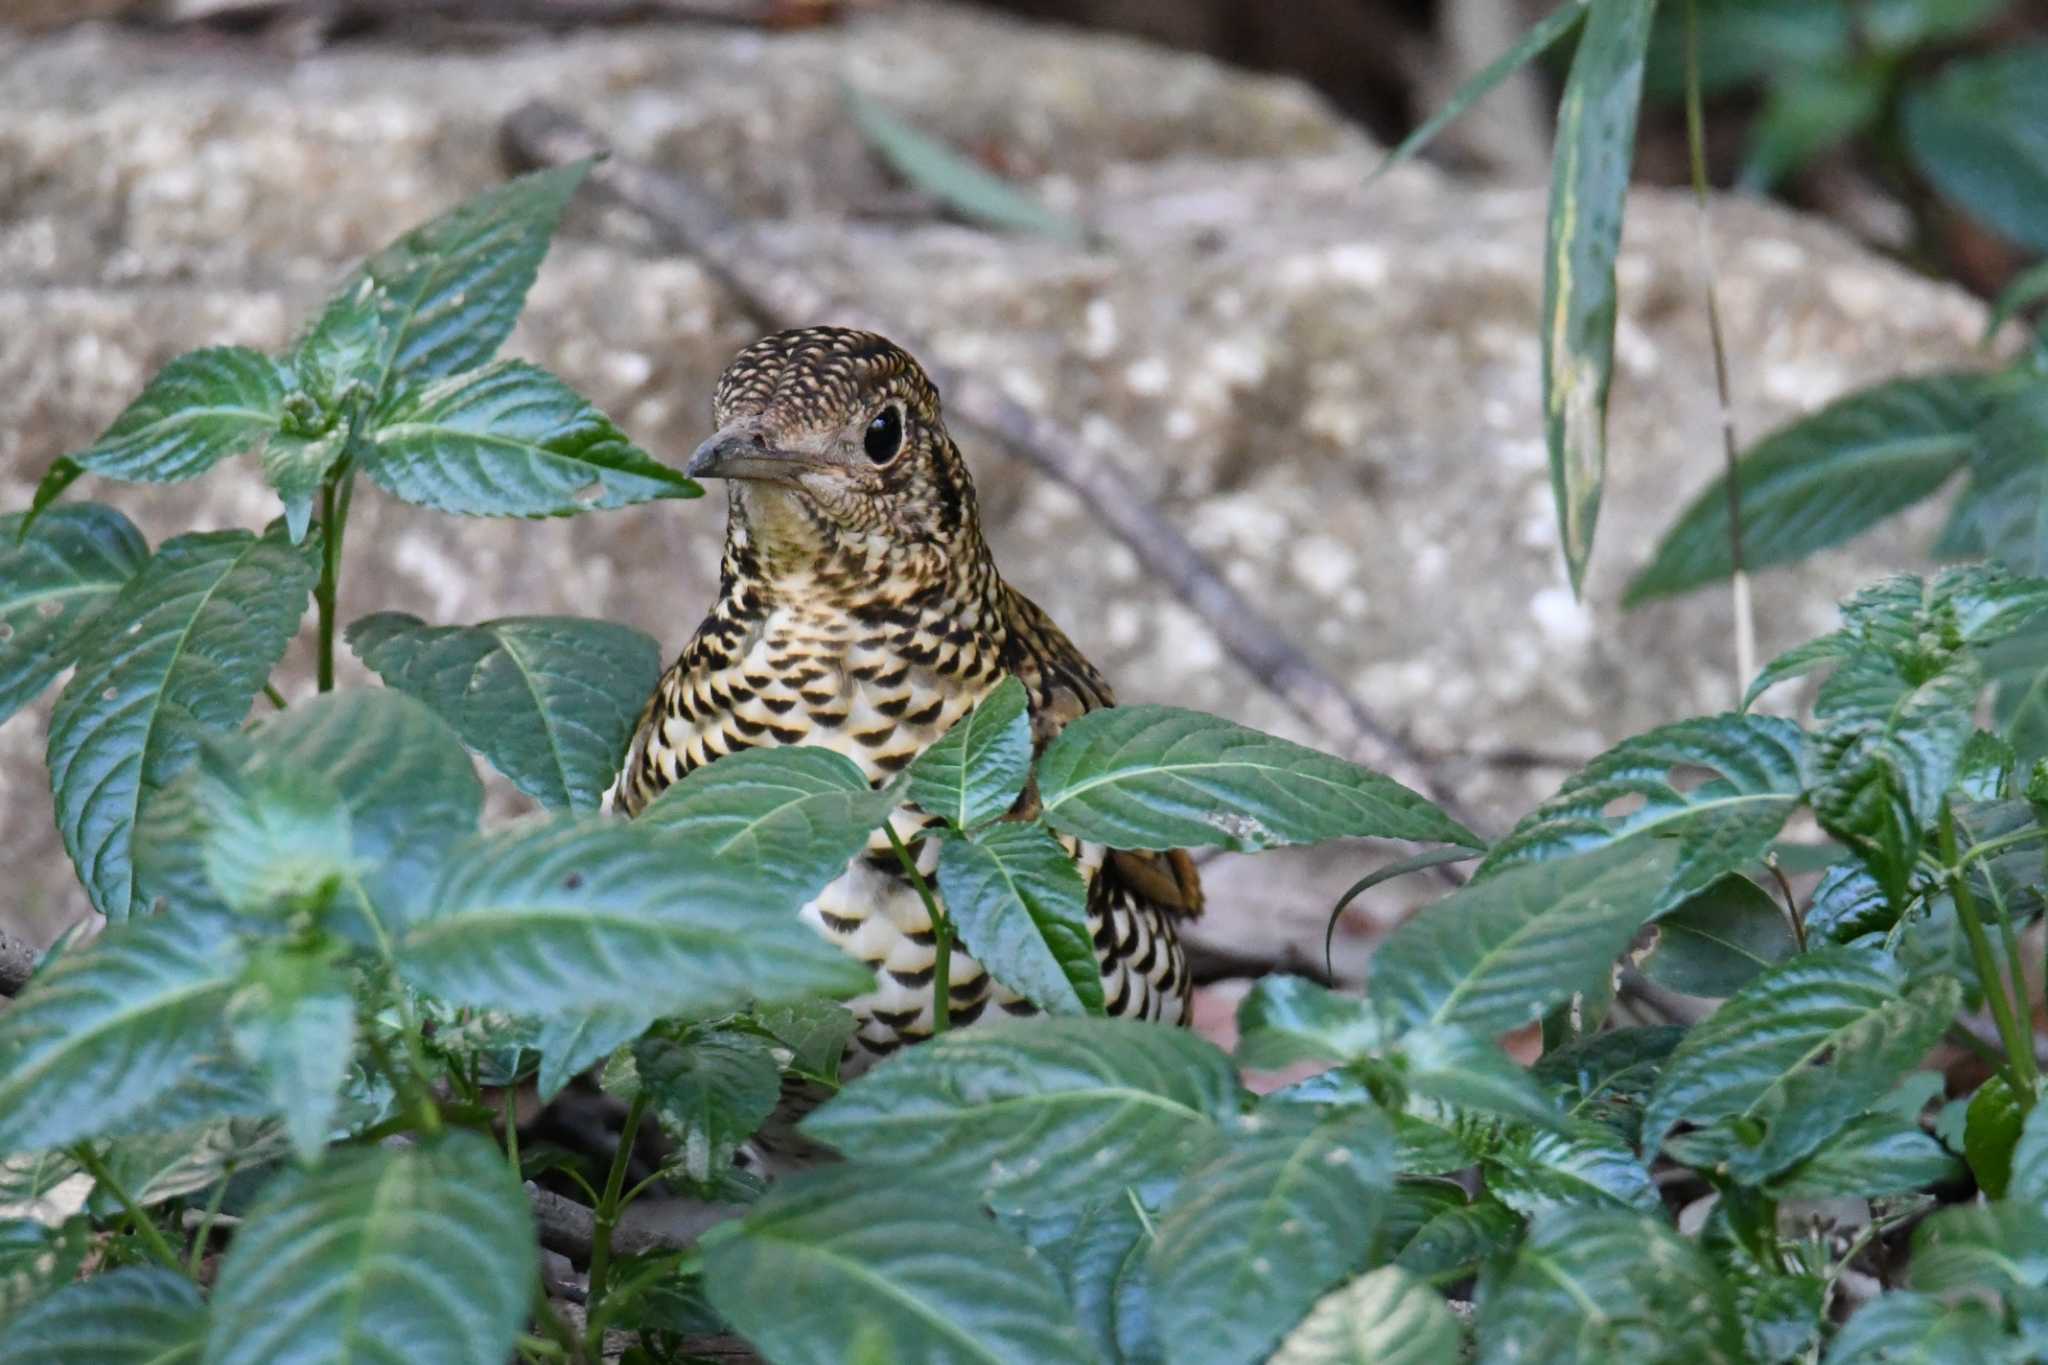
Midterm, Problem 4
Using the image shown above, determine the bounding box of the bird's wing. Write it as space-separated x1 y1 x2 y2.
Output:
1000 586 1204 921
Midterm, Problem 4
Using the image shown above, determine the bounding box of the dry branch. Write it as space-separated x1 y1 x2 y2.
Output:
499 100 1484 839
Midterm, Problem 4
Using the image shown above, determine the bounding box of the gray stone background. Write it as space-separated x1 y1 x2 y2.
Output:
0 2 1992 987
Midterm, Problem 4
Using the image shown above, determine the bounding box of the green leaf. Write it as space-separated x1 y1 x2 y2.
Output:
632 1028 781 1184
0 912 242 1155
1743 632 1855 711
844 88 1086 244
363 360 696 518
0 1267 205 1365
1478 714 1806 915
141 690 482 940
1936 383 2048 574
259 431 345 546
16 457 85 542
1395 1199 1521 1283
904 675 1030 830
752 999 860 1087
1627 375 1992 602
1370 0 1589 184
1234 976 1384 1070
1991 622 2048 779
1483 1120 1658 1214
91 1116 290 1211
1540 0 1653 592
224 953 354 1163
1036 705 1480 852
704 1165 1093 1365
1765 1112 1962 1200
1009 1195 1163 1365
299 159 591 395
0 503 147 727
347 611 660 812
534 1006 656 1104
1967 1074 2028 1199
67 346 287 485
1371 839 1676 1038
398 819 874 1018
1738 64 1884 191
1642 874 1798 997
1805 862 1893 942
935 822 1102 1016
1826 1292 2015 1365
193 739 357 915
1911 1198 2048 1303
1269 1265 1459 1365
635 747 899 907
802 1016 1243 1210
1533 1024 1685 1121
1476 1205 1738 1365
1986 259 2048 345
1397 1025 1568 1131
1903 47 2048 254
46 526 318 921
1641 949 1958 1178
204 1131 534 1365
0 1218 88 1327
1149 1103 1397 1365
2007 1092 2048 1205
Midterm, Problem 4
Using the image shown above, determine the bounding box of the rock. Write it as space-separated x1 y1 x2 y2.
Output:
0 4 1990 983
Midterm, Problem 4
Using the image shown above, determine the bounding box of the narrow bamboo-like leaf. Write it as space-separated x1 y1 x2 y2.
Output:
223 955 354 1163
635 746 899 906
845 87 1087 244
802 1016 1243 1209
204 1132 534 1365
1150 1103 1397 1365
1540 0 1654 592
67 346 287 485
1641 873 1798 997
1037 705 1480 852
0 912 243 1155
0 1267 205 1365
1902 47 2048 254
364 361 696 518
1371 839 1675 1038
298 159 592 395
1627 375 1990 602
348 611 659 812
905 675 1030 830
1371 1 1589 183
1479 714 1805 915
0 503 147 727
936 822 1102 1016
46 526 317 921
703 1165 1093 1365
535 1006 656 1104
398 819 873 1018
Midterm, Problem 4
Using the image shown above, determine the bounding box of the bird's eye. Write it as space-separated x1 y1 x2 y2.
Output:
864 405 904 465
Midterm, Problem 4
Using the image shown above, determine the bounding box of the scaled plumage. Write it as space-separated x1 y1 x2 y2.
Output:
610 327 1201 1069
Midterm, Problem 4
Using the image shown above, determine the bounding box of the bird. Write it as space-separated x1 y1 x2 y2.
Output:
608 326 1202 1072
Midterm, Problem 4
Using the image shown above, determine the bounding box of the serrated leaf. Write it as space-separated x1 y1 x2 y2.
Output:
703 1165 1093 1365
398 819 874 1018
2010 1094 2048 1207
1484 1121 1657 1214
1036 705 1480 852
1642 949 1958 1178
904 675 1030 830
1766 1112 1962 1200
1805 861 1893 942
1269 1265 1459 1365
0 503 146 728
1479 714 1806 915
92 1116 290 1212
802 1016 1243 1210
936 821 1101 1016
193 739 357 916
204 1131 533 1365
1398 1024 1567 1131
1910 1199 2048 1303
1395 1199 1521 1283
1007 1193 1164 1365
0 1266 205 1365
1967 1074 2028 1200
1989 620 2048 779
300 159 590 395
751 999 859 1087
363 361 695 518
1826 1292 2015 1365
534 1006 656 1103
259 430 345 545
1541 0 1653 592
1642 873 1798 997
1628 375 1992 602
46 526 318 921
68 346 288 485
1476 1205 1739 1365
1937 383 2048 575
224 954 354 1163
1234 976 1384 1070
635 746 899 907
1903 47 2048 254
347 611 659 812
1533 1024 1685 1120
633 1029 780 1184
1371 839 1675 1038
0 912 243 1155
844 89 1086 244
1148 1103 1396 1365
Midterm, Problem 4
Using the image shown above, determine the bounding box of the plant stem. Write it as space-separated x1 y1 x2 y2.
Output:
314 467 356 693
1764 854 1805 953
585 1091 648 1344
262 683 288 710
885 821 951 1033
1943 802 2039 1097
503 1083 521 1171
186 1167 235 1278
73 1144 184 1276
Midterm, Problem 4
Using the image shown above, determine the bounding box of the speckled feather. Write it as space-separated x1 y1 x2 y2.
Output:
609 327 1200 1073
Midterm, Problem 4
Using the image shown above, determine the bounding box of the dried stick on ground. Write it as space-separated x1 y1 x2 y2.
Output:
500 101 1483 838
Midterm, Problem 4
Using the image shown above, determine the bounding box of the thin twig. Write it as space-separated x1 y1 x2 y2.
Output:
498 101 1484 843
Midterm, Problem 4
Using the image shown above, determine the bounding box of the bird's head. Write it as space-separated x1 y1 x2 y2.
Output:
688 327 981 574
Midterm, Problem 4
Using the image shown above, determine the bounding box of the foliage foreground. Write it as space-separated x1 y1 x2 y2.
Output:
6 163 2048 1365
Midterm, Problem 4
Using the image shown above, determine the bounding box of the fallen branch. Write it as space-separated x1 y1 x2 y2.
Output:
528 1181 743 1261
499 101 1484 840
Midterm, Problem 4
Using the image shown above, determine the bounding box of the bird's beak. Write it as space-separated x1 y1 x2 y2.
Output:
685 425 817 484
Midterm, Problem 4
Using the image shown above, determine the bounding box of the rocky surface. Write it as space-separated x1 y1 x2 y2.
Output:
0 3 1991 977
